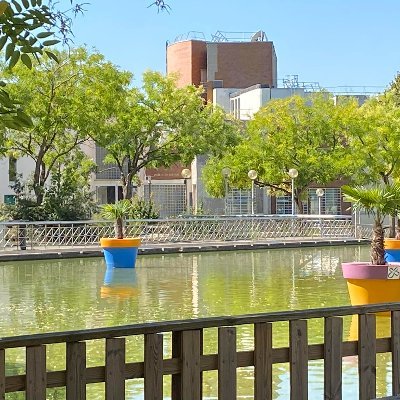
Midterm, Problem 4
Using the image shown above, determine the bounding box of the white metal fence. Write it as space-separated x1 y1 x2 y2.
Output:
0 215 366 252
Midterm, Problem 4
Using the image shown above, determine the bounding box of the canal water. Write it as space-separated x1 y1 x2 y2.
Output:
0 245 392 399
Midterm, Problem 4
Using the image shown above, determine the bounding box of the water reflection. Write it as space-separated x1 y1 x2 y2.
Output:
0 245 393 399
101 268 138 300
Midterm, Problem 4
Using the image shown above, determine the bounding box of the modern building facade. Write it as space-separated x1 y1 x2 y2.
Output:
165 31 280 215
166 30 277 100
0 30 375 219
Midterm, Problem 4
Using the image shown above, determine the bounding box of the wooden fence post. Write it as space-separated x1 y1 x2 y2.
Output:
290 319 308 400
254 322 273 400
392 310 400 395
66 341 86 400
144 333 163 400
358 313 376 400
324 317 343 400
0 349 5 400
171 331 182 400
26 345 47 400
218 327 237 399
181 330 201 400
105 338 126 400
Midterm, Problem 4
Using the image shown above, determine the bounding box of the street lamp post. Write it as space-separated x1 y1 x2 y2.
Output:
316 188 324 236
288 168 298 215
146 176 152 200
181 168 192 215
248 170 258 215
221 167 231 215
316 188 324 215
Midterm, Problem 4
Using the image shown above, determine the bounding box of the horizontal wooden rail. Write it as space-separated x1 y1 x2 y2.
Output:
1 303 399 349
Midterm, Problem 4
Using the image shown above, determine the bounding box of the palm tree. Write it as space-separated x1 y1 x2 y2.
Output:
100 200 132 239
342 184 400 265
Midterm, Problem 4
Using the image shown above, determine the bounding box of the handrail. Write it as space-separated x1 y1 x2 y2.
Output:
0 214 352 226
1 302 399 349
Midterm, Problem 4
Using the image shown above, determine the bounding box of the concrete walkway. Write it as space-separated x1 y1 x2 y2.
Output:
0 237 370 262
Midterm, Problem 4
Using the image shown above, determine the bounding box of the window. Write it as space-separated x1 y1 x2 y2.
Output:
324 188 341 215
226 188 252 215
4 195 16 205
276 195 291 214
307 188 341 215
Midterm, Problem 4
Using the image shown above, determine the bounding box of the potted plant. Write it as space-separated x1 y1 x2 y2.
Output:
383 205 400 261
99 199 141 268
341 184 400 305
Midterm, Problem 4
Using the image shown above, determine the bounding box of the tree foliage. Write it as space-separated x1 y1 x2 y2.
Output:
100 199 132 239
1 158 96 221
348 92 400 186
342 184 400 265
203 93 359 211
0 0 86 133
0 0 170 146
89 70 241 199
3 47 130 204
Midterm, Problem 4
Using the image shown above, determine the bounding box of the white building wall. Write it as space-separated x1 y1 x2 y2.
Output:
213 88 237 113
236 88 266 120
0 156 35 204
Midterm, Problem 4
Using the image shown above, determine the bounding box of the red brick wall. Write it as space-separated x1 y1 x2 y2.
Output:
212 42 276 88
146 165 189 180
166 40 207 87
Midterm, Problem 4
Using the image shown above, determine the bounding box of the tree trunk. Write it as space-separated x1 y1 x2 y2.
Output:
295 197 303 214
120 170 134 199
114 217 124 239
371 220 386 265
396 216 400 240
389 214 396 238
33 152 46 205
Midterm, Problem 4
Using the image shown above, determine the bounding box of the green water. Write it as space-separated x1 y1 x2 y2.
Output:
0 245 393 399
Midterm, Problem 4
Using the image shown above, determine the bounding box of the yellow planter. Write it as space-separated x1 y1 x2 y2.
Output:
346 278 400 306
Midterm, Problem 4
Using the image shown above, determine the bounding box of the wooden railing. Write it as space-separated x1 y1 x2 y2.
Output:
1 303 400 399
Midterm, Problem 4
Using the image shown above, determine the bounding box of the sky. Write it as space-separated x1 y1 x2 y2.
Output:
71 0 400 93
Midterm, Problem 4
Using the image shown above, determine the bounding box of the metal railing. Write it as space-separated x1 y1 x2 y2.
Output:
0 215 362 251
0 303 399 399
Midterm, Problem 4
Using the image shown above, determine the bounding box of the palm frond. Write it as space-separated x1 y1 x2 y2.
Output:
100 199 132 221
342 184 400 223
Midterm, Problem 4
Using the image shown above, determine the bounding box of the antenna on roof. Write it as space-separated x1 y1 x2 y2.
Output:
251 30 267 42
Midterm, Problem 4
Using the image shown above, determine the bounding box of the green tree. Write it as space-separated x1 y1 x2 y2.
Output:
350 92 400 185
0 0 170 146
0 0 86 134
348 91 400 235
203 93 359 211
90 70 240 199
3 47 131 204
41 155 97 220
